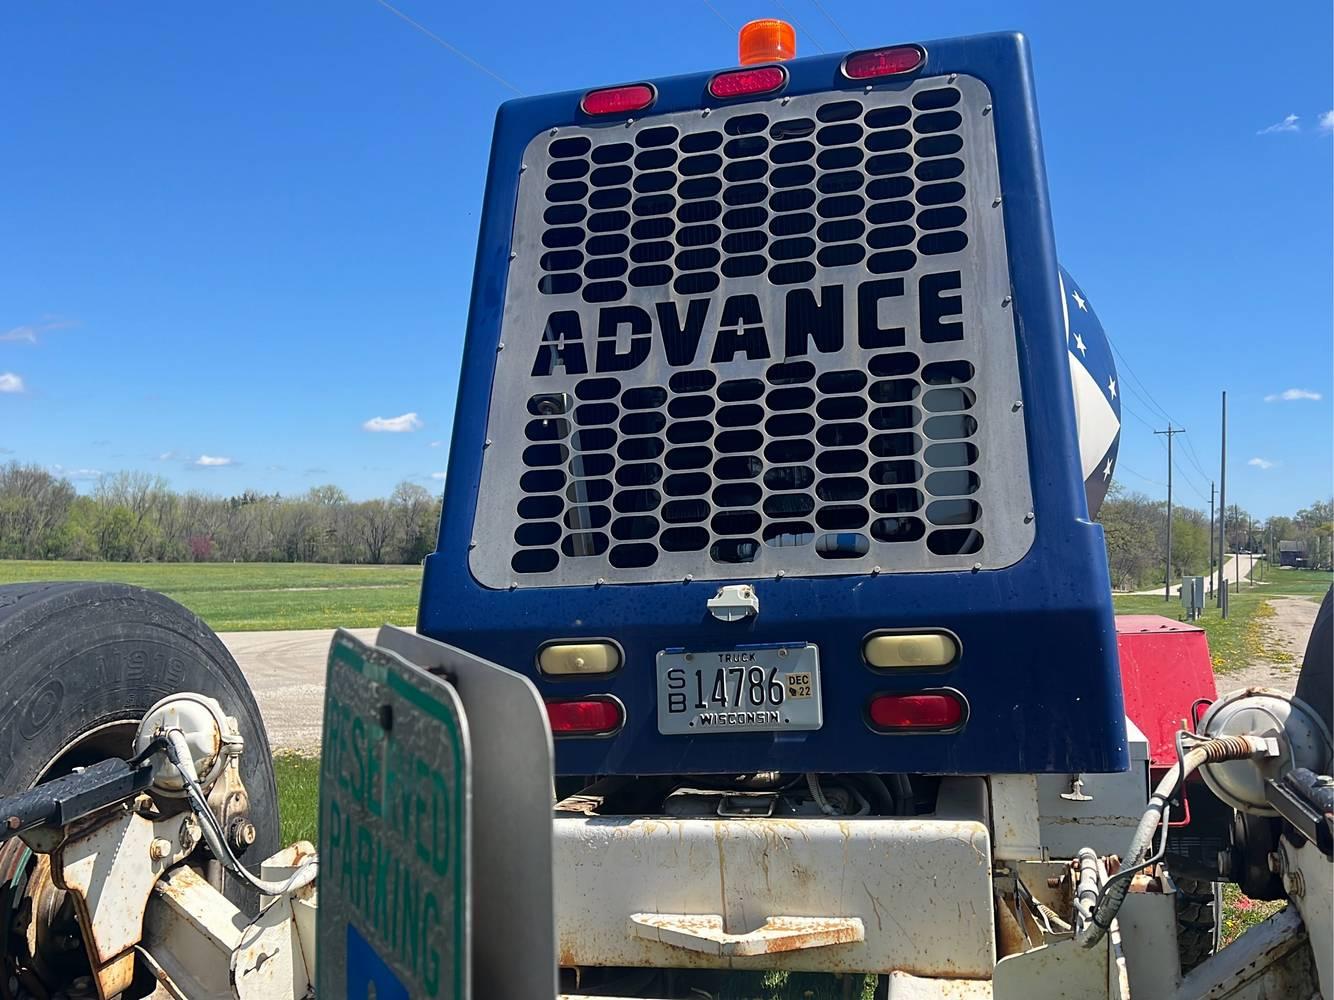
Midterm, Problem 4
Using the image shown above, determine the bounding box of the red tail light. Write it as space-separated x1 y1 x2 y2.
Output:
868 692 965 732
708 65 786 100
841 45 925 80
545 697 624 736
581 84 656 116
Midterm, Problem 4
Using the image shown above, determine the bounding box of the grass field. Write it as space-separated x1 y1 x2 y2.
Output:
0 559 421 631
1112 568 1331 674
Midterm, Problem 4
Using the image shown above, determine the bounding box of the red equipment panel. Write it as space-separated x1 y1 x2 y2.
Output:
1115 615 1218 768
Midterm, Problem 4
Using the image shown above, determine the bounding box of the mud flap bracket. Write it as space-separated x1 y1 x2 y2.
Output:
628 913 864 957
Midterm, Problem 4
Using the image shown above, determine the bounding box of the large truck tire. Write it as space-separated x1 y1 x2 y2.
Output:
0 581 279 913
1174 878 1222 973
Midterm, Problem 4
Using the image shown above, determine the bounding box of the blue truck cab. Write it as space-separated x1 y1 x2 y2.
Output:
418 29 1128 781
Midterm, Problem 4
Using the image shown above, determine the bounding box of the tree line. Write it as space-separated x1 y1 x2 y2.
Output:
1 461 1330 580
1096 486 1333 591
0 463 442 564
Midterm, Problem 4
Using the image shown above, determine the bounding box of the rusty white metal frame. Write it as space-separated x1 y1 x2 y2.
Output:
552 777 996 977
50 802 202 999
139 843 317 1000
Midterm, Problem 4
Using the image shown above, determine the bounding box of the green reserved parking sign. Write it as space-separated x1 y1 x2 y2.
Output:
317 630 471 999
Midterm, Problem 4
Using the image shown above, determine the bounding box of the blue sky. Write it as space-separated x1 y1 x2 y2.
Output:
2 1 1330 517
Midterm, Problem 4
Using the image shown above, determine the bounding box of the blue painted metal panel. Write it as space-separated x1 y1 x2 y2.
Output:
419 31 1128 777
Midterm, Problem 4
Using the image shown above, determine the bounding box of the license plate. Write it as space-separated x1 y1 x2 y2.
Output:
656 644 822 735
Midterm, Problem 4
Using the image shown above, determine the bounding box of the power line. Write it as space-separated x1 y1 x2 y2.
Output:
809 0 856 48
1155 425 1184 600
773 0 828 53
1124 401 1211 498
1110 338 1215 483
701 0 735 31
1116 370 1174 429
1180 433 1213 484
1120 400 1161 435
373 0 523 96
1114 461 1167 490
1174 461 1212 505
1110 341 1174 425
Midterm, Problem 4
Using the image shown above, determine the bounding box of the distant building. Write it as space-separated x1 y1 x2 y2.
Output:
1278 540 1307 568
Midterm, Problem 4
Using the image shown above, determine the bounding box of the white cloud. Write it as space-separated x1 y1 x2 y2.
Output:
1264 388 1322 402
1320 111 1334 134
0 373 25 393
156 451 176 461
1258 114 1300 134
194 454 233 467
1248 457 1276 470
362 412 423 433
429 440 444 448
431 471 447 480
1 317 74 344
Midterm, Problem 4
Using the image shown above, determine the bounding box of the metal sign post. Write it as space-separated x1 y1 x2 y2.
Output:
317 631 472 1000
375 626 557 1000
317 627 557 1000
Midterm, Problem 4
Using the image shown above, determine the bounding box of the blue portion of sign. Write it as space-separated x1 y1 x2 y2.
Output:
347 924 410 1000
419 31 1129 778
1059 265 1121 519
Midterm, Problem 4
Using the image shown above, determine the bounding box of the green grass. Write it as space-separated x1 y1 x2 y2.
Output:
0 560 421 631
275 752 321 846
1220 885 1286 947
1112 569 1331 675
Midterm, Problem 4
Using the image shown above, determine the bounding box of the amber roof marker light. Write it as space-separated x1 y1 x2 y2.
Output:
738 18 796 65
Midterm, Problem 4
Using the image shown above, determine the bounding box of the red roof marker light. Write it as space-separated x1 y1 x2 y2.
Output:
868 691 966 732
545 697 624 736
581 83 656 116
842 45 925 80
709 65 787 100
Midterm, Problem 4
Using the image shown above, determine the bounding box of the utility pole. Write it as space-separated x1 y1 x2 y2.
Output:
1155 425 1184 601
1234 506 1242 592
1209 482 1216 596
1247 515 1253 587
1217 391 1228 614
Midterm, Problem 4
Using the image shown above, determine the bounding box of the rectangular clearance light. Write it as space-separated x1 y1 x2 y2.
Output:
708 65 786 100
841 45 925 80
538 642 621 676
868 692 966 732
581 83 656 116
864 632 958 669
545 697 624 736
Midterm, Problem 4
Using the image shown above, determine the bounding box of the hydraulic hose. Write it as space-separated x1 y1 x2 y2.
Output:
165 729 319 896
1075 734 1275 948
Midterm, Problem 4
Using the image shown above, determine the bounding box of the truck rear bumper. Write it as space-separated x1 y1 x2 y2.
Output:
553 778 997 977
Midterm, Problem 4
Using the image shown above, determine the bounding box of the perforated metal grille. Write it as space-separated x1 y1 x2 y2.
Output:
471 75 1033 588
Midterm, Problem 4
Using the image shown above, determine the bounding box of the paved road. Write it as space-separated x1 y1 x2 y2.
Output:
221 627 382 753
1131 552 1259 597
